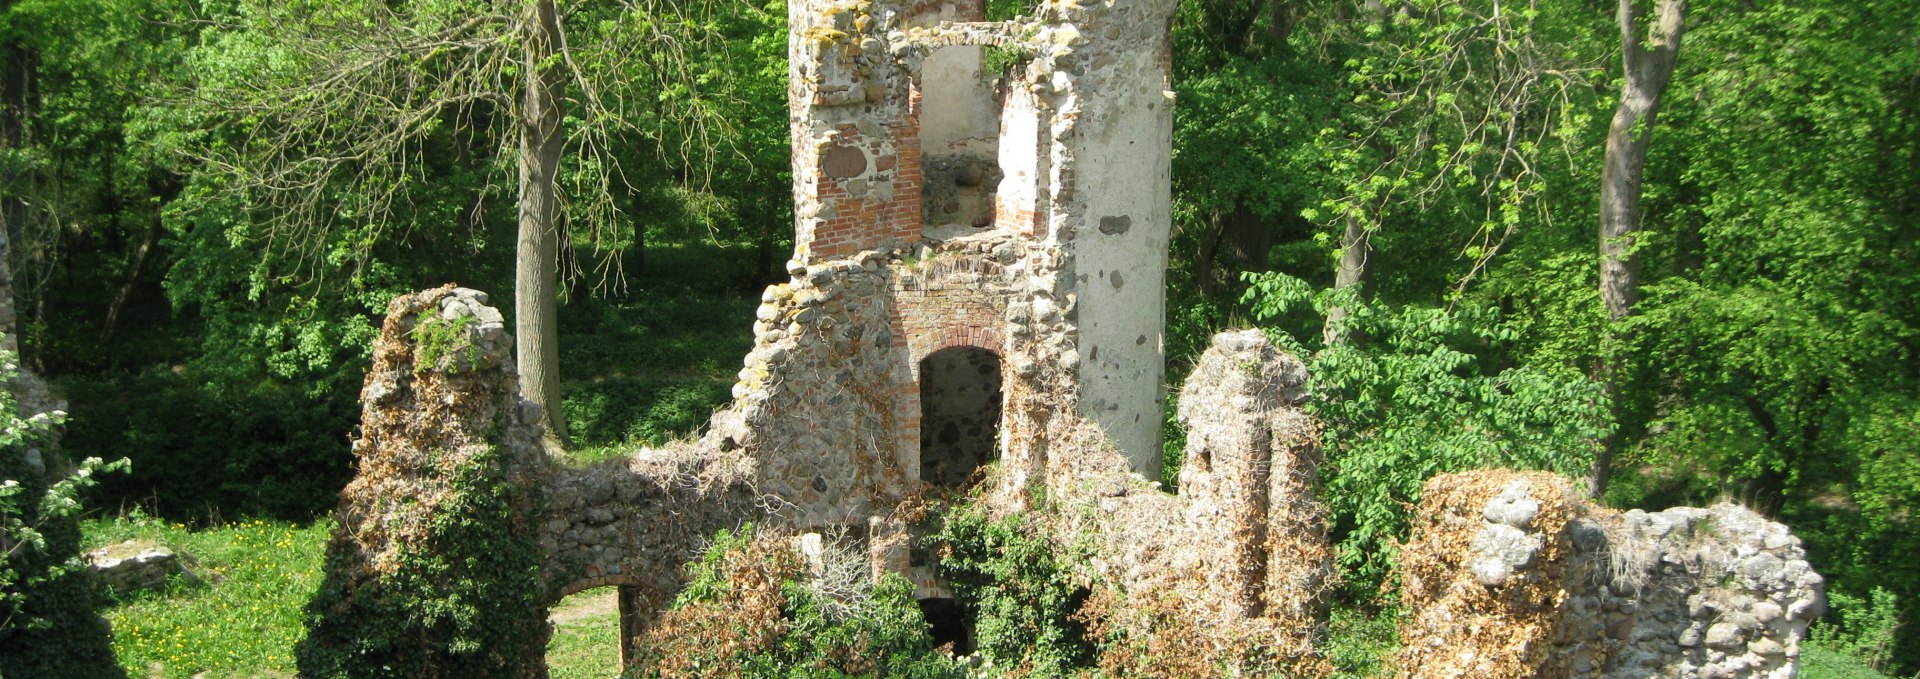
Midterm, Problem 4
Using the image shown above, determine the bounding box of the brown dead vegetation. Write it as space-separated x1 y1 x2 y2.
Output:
1394 470 1581 678
631 534 800 678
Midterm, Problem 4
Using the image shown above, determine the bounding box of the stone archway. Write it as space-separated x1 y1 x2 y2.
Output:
916 345 1003 489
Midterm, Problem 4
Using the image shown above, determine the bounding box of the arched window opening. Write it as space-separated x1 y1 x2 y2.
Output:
918 346 1003 488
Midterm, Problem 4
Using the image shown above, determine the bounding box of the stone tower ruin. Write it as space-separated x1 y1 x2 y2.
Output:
773 0 1179 491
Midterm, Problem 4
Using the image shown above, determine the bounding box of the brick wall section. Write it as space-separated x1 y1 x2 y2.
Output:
807 120 923 259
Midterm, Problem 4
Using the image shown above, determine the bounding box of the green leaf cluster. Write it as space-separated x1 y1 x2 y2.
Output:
926 504 1093 677
1239 272 1606 590
0 349 128 676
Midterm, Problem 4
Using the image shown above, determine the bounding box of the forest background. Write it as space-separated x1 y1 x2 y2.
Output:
2 0 1916 673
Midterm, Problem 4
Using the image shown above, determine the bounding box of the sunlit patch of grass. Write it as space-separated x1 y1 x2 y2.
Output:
547 588 623 679
84 512 330 678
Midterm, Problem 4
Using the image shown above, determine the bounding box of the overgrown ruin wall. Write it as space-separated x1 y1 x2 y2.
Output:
316 286 1827 676
1018 330 1333 671
1397 471 1825 679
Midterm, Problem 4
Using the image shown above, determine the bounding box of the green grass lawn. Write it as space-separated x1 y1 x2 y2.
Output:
83 514 631 677
85 513 328 678
547 589 624 679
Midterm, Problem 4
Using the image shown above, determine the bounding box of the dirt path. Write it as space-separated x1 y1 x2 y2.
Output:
549 588 619 625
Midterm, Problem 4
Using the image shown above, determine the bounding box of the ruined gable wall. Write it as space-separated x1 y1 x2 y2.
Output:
706 252 909 528
790 1 924 260
993 330 1332 670
704 233 1028 525
303 287 556 676
1175 330 1331 627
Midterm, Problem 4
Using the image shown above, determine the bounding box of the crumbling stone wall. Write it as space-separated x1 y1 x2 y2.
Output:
895 234 1020 481
307 288 776 671
541 450 760 605
705 251 912 528
301 287 556 677
1397 470 1824 679
792 0 1180 473
1009 330 1333 670
1174 330 1330 628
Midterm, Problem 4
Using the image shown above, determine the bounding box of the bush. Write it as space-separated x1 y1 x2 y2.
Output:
1322 604 1400 678
632 525 967 678
0 350 127 677
927 505 1094 677
295 444 550 679
564 378 731 449
61 366 357 521
1808 588 1904 676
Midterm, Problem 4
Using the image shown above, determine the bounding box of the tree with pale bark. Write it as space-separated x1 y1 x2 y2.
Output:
163 0 734 449
1590 0 1686 498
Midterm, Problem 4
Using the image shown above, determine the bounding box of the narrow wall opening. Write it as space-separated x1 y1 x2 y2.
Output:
917 346 1003 488
544 587 622 675
916 597 974 653
917 45 1005 240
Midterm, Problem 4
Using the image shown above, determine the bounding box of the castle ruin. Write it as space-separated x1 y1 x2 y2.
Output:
307 1 1827 676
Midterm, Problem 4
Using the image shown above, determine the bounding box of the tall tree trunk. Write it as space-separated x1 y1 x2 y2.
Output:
3 3 35 356
1322 214 1370 346
517 0 569 450
101 174 177 347
1592 0 1687 499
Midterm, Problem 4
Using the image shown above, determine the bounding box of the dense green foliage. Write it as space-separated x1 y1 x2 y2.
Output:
3 0 790 522
1238 272 1608 588
1163 0 1920 668
926 504 1094 676
0 356 124 677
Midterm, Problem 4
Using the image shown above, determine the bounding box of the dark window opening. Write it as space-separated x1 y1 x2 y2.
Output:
917 597 973 654
918 346 1003 489
916 45 1005 240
